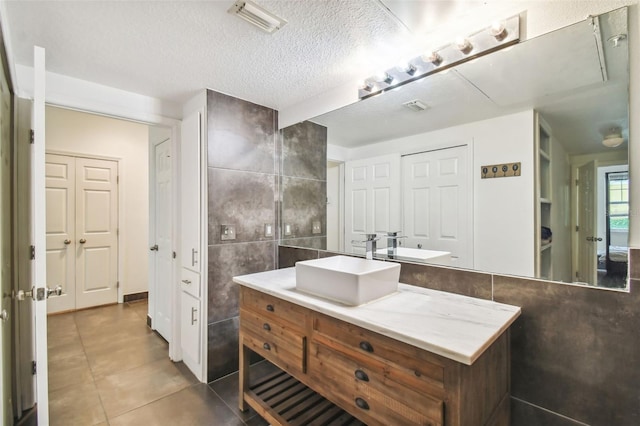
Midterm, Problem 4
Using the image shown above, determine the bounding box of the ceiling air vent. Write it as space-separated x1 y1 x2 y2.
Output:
228 0 288 34
402 100 429 112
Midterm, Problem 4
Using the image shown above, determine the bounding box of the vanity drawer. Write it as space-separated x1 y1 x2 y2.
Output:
240 287 306 327
313 313 446 396
241 324 306 374
310 341 443 426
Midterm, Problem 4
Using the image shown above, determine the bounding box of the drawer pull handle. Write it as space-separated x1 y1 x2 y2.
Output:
354 369 369 382
266 304 274 312
181 279 191 285
263 343 271 351
359 341 374 353
355 397 369 410
263 323 271 331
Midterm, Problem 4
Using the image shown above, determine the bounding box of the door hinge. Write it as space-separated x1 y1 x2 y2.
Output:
172 251 176 259
116 228 119 236
117 175 119 184
575 179 579 186
30 245 35 260
32 361 36 375
116 281 120 289
576 225 579 232
30 129 34 144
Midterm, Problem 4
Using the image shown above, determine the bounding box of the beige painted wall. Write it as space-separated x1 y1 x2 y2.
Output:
45 106 149 296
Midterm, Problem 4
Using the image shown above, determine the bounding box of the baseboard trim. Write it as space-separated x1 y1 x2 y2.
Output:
123 291 148 302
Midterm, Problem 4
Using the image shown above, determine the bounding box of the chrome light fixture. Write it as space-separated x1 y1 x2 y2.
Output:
358 15 520 100
228 0 287 34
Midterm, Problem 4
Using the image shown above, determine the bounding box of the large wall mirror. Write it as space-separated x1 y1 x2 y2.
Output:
280 7 629 290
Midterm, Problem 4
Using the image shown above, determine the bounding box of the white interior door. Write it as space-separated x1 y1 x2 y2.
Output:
577 160 598 284
45 154 75 313
32 45 50 426
152 139 172 341
344 154 400 253
402 146 471 267
75 157 118 309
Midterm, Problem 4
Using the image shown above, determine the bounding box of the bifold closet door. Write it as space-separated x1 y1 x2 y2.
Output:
45 154 76 313
46 155 119 312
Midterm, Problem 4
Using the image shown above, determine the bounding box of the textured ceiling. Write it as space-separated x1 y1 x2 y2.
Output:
5 0 412 110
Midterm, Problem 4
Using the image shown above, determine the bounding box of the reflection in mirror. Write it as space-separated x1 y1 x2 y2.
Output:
280 8 629 289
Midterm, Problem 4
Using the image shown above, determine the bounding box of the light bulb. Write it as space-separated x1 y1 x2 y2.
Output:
454 37 472 53
489 21 507 38
421 51 442 66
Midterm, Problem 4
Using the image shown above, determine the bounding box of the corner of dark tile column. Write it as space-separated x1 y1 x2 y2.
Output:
207 317 240 382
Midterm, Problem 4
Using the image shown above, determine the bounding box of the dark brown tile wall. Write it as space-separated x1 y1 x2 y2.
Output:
207 168 276 245
207 91 276 174
277 245 640 425
206 90 278 382
629 248 639 279
281 121 327 180
207 242 276 323
280 121 327 250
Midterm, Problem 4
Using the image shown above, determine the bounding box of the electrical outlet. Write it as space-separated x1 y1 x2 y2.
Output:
220 225 236 241
312 221 321 234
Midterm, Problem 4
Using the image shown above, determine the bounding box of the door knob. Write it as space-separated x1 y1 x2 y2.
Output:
63 239 71 245
1 309 7 322
47 285 63 298
150 244 158 251
79 239 86 244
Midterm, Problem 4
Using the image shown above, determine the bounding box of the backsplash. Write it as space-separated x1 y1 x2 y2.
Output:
279 245 640 425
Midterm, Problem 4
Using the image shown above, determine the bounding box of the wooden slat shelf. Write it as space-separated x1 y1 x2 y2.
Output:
244 369 365 426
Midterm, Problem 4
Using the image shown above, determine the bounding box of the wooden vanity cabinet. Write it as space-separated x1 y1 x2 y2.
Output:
239 287 511 426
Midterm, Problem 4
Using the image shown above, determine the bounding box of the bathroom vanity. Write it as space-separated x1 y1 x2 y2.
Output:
235 268 521 426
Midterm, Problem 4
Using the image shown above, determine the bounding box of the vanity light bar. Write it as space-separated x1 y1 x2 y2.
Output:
358 15 520 100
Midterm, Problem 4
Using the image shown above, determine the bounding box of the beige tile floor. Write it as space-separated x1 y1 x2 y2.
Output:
47 300 269 426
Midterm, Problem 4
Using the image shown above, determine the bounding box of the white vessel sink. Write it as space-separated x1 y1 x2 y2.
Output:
295 256 400 306
376 247 451 265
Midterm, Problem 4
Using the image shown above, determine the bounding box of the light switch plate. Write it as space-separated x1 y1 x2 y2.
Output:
284 223 292 236
264 223 273 237
220 225 236 241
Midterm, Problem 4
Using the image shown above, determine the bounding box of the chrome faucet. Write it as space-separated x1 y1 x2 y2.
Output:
364 234 379 260
385 231 406 257
351 233 380 260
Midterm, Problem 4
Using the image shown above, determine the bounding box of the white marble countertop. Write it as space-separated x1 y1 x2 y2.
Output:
234 267 521 365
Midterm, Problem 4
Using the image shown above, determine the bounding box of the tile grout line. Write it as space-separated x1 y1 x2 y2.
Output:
73 311 110 425
207 384 259 425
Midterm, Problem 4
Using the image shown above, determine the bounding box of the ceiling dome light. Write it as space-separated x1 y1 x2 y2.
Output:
602 132 624 148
